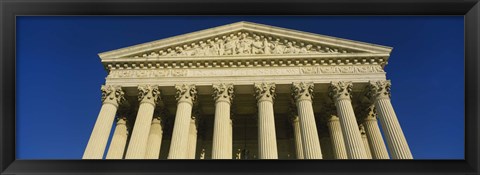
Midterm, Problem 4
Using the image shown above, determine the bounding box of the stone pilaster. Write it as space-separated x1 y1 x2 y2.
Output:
105 116 129 159
125 85 161 159
289 115 304 159
292 82 322 159
83 85 125 159
168 84 197 159
329 81 368 159
361 105 390 159
366 80 413 159
212 83 234 159
359 124 372 159
254 82 278 159
144 115 163 159
325 108 348 159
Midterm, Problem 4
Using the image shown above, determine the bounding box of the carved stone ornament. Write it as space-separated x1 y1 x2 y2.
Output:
359 124 366 135
175 84 197 104
212 83 235 103
292 82 314 102
328 81 353 101
365 80 392 100
100 85 126 107
363 105 377 121
137 85 161 106
254 82 276 102
133 31 350 58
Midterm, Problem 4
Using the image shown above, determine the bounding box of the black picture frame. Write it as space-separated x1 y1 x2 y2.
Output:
1 0 479 174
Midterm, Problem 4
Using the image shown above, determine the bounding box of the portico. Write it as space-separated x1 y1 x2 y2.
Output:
82 21 412 160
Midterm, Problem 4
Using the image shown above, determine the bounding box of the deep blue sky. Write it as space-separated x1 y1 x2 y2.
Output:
16 16 464 159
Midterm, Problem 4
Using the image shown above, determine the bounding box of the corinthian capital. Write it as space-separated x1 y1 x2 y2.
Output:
328 81 353 101
175 84 197 105
291 82 314 102
254 82 276 102
212 83 234 103
100 85 125 107
365 80 392 100
138 85 161 106
363 105 377 121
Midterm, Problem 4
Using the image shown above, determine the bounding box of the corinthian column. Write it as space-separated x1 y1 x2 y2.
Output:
329 81 368 159
144 115 163 159
254 82 278 159
366 80 413 159
292 82 322 159
125 85 161 159
361 105 389 159
105 117 129 159
187 112 199 159
359 124 372 159
168 84 197 159
83 85 125 159
212 83 234 159
289 115 304 159
324 108 348 159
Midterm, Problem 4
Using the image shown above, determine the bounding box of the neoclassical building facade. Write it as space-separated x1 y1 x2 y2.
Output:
82 21 412 160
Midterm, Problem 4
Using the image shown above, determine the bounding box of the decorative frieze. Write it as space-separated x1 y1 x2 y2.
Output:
107 65 384 79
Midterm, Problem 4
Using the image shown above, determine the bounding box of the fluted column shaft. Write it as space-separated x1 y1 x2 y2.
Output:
126 85 160 159
367 80 412 159
360 125 372 159
187 117 198 159
212 83 234 159
329 81 368 159
168 84 197 159
326 115 348 159
106 117 129 159
145 117 163 159
362 106 390 159
291 116 304 159
83 85 124 159
255 82 278 159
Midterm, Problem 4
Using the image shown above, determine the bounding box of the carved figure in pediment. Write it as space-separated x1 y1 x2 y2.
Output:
237 33 252 55
272 39 284 54
208 39 218 56
215 38 224 56
284 42 297 54
263 37 272 54
224 35 238 55
299 44 313 53
251 36 264 54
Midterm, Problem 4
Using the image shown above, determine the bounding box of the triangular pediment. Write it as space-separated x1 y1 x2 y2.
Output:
98 21 392 60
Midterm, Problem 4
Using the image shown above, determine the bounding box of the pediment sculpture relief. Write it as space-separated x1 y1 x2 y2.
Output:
133 31 357 58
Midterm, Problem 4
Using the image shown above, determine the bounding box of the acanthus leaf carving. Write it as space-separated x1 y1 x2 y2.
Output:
137 85 161 106
328 81 353 101
175 84 197 105
100 85 126 107
291 82 314 102
365 80 391 100
254 82 276 102
212 83 235 103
